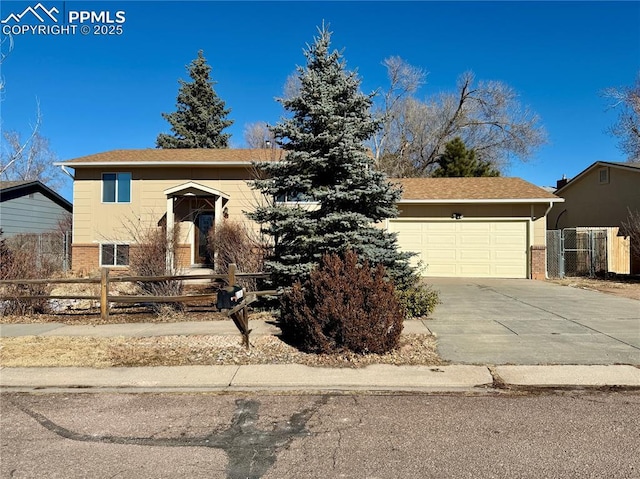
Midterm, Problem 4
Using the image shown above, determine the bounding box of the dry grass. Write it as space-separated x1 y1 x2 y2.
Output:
0 334 443 369
549 276 640 301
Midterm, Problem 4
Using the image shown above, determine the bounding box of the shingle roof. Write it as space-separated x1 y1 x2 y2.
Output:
394 177 560 202
0 180 72 211
58 148 283 166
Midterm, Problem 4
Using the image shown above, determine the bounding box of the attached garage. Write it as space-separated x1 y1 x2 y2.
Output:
389 178 563 279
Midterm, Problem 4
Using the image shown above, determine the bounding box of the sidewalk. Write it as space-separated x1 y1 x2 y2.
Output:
1 320 639 392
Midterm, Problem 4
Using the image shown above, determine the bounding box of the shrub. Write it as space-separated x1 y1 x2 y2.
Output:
280 250 404 354
0 230 52 315
396 282 440 318
127 224 184 314
207 219 265 290
621 208 640 265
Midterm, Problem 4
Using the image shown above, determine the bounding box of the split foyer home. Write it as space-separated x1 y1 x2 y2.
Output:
57 149 562 279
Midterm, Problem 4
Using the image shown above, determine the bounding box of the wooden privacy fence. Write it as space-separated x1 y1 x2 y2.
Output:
0 264 276 347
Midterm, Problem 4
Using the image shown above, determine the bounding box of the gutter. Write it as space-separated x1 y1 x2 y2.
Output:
397 198 565 205
59 165 75 180
53 161 255 168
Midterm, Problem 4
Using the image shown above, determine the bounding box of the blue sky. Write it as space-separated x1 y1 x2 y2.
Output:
1 1 639 202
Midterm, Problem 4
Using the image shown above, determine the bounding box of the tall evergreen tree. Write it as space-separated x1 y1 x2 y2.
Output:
248 26 414 288
432 137 500 177
156 50 233 149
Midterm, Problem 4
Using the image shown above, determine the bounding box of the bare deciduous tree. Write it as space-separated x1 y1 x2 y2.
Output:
603 74 640 163
1 104 63 187
374 60 547 177
243 121 276 148
371 56 426 167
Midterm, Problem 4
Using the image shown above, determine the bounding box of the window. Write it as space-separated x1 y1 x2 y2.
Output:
102 172 131 203
276 191 314 203
598 167 609 184
101 244 129 266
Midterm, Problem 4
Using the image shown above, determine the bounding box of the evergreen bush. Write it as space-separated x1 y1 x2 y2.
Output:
280 250 404 354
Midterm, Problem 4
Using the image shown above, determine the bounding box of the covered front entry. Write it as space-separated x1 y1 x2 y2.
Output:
164 182 230 268
389 219 529 278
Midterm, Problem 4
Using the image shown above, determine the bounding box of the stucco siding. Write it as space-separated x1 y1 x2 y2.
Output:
0 192 69 236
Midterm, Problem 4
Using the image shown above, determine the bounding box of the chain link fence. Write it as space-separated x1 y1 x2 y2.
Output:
547 228 609 278
5 231 72 272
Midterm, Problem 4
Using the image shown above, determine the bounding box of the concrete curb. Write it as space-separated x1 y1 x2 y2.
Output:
1 364 638 393
494 365 640 387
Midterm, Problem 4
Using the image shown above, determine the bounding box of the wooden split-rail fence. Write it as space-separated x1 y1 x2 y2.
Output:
0 264 277 348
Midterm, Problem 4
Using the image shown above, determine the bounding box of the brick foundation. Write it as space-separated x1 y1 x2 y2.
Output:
530 245 546 280
175 244 191 268
71 244 100 276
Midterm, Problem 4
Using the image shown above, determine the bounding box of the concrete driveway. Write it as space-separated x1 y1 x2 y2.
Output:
425 278 640 365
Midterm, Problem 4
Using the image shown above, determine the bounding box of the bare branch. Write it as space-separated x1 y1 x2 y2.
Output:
377 69 546 177
243 121 277 149
602 73 640 163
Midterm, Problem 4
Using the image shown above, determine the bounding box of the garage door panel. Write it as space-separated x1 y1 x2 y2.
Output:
426 235 457 245
390 220 528 278
460 236 491 247
460 250 492 261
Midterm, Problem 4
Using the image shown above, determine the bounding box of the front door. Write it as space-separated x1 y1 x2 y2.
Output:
195 212 214 264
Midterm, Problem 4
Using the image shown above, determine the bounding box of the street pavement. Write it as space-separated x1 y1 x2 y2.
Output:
1 279 639 392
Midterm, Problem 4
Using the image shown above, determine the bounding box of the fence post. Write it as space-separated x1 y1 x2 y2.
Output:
228 263 237 286
101 267 110 320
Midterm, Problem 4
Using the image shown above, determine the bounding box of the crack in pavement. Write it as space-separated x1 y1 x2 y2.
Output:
475 283 639 349
12 395 330 479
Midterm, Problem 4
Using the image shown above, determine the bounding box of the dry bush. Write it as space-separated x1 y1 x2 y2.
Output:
126 223 184 314
0 230 53 315
280 250 404 354
207 219 265 290
621 208 640 264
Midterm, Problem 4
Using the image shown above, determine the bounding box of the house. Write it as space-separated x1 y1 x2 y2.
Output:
547 161 640 274
548 161 640 230
56 149 561 279
0 180 72 236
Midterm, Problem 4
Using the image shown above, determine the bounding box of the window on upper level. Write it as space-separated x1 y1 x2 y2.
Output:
102 172 131 203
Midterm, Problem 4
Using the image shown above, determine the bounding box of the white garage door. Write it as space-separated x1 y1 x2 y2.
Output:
389 220 528 278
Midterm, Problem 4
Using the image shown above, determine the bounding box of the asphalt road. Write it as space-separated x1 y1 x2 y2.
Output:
2 391 639 478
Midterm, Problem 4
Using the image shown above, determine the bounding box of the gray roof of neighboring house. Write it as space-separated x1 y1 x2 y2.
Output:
0 180 72 211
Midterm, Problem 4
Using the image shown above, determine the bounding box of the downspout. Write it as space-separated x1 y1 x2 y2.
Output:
60 165 74 180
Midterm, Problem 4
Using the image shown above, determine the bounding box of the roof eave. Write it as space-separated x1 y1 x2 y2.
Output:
555 160 640 194
54 161 254 168
398 198 564 204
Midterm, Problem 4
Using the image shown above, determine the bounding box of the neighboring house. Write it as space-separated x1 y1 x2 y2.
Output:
57 149 561 279
547 161 640 274
0 180 72 236
548 161 640 230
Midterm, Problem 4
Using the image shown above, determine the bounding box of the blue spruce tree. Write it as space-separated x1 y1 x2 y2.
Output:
249 26 414 288
156 50 233 149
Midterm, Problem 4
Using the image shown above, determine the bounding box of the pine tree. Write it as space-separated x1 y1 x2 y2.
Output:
248 26 414 288
156 50 233 149
432 137 500 177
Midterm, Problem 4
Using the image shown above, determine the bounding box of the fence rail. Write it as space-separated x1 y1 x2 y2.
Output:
0 264 273 322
